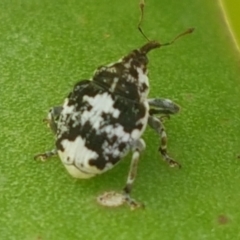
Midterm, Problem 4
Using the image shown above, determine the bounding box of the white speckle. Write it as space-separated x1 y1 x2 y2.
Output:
136 67 149 101
62 99 75 114
81 93 122 129
131 129 140 139
58 136 100 178
136 68 149 85
114 125 129 140
113 148 120 157
113 109 120 118
110 77 119 92
124 62 131 68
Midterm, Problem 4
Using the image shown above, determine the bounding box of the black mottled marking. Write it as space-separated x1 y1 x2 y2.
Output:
111 135 118 144
93 70 116 84
140 83 148 93
67 80 91 98
56 140 64 152
112 96 146 132
93 68 141 101
86 105 92 111
123 49 149 66
129 67 138 79
91 46 150 102
136 123 143 130
118 142 126 152
56 84 147 170
111 62 126 74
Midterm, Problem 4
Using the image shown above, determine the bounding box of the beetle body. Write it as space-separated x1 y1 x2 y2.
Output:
56 47 151 178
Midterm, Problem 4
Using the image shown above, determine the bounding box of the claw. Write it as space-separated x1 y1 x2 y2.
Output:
42 118 51 128
168 159 182 168
124 194 145 210
159 114 170 122
34 153 48 161
34 149 57 161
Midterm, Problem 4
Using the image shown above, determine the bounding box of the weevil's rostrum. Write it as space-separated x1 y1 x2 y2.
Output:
35 1 194 208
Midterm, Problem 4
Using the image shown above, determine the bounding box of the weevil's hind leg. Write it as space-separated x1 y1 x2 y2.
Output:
34 149 58 161
148 98 180 116
44 106 63 134
96 140 145 209
123 139 146 209
148 115 181 168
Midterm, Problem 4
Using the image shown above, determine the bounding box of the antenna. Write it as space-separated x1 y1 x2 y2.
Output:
160 28 195 47
138 0 150 42
137 0 195 53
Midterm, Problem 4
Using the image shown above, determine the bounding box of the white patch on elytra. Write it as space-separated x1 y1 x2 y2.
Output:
63 164 95 179
62 99 75 114
58 136 101 178
136 67 149 101
81 93 120 128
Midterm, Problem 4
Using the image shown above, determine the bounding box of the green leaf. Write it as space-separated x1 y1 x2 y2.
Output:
220 0 240 50
1 0 240 239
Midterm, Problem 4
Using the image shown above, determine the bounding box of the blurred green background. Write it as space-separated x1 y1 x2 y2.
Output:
1 0 240 239
221 0 240 51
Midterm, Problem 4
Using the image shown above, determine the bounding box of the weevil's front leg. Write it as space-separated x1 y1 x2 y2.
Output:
148 98 180 117
44 106 63 134
34 106 62 161
148 115 181 168
34 149 58 161
123 139 146 209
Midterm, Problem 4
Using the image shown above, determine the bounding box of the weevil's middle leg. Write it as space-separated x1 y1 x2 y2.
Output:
148 98 180 116
148 115 181 168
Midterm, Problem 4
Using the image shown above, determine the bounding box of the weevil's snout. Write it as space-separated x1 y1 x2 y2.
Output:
128 41 160 69
140 41 161 54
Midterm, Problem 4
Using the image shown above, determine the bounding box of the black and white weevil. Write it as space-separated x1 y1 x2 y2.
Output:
34 0 194 209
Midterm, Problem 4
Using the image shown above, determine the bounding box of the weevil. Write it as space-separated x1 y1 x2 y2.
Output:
34 0 194 209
